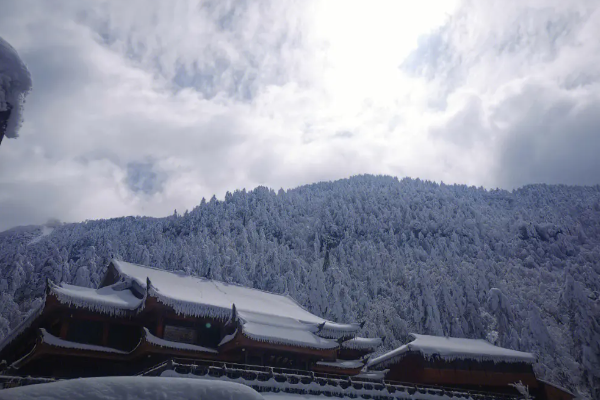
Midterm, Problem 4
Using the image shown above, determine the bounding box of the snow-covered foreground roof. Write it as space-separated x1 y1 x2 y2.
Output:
161 367 493 400
368 333 536 369
49 281 143 316
0 377 264 400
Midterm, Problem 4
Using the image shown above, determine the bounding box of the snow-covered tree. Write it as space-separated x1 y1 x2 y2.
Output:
0 36 32 145
1 176 599 398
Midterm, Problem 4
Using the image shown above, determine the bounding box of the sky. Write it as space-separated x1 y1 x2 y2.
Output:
0 0 599 231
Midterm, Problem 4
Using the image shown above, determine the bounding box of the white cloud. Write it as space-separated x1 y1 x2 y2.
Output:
0 0 599 230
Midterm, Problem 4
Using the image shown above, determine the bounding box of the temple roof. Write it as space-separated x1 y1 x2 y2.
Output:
113 260 330 324
368 333 536 370
49 281 143 316
109 260 365 350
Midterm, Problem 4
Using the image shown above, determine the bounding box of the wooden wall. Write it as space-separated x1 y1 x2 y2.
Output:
385 352 538 393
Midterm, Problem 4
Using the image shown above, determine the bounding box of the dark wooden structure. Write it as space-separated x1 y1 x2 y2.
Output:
0 260 574 400
367 333 575 400
0 259 377 379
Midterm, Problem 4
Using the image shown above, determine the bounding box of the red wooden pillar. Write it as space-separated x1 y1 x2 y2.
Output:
102 322 110 346
156 314 164 338
59 319 69 339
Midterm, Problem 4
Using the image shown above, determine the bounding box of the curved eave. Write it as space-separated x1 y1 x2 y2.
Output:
220 328 339 358
0 301 46 359
47 282 144 318
144 282 231 320
10 330 129 370
241 327 339 351
316 322 362 340
341 337 383 351
137 328 221 360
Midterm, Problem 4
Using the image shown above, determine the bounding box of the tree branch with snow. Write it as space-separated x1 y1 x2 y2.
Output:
0 36 32 146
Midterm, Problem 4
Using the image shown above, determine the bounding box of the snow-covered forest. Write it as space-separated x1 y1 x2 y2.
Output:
0 176 599 398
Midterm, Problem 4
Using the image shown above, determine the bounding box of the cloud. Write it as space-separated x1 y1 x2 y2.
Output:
0 0 599 230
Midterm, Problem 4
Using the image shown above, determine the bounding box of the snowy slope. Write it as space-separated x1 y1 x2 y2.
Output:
0 176 599 398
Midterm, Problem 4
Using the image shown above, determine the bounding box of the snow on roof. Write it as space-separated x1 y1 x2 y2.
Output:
315 359 365 369
112 260 345 350
49 281 143 316
317 322 362 339
368 333 536 369
0 302 44 354
113 260 326 323
341 337 383 351
0 376 265 400
40 328 128 354
143 328 218 354
239 310 339 350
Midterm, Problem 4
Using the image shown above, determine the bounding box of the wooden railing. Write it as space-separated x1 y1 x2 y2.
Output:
139 358 521 400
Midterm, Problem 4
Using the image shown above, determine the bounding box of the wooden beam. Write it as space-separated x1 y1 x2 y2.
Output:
59 319 69 340
156 314 164 338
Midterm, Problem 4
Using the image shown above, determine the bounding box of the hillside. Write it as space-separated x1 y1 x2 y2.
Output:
0 175 599 398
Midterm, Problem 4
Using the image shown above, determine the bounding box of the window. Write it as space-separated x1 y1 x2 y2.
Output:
66 319 103 345
107 324 140 351
164 325 197 344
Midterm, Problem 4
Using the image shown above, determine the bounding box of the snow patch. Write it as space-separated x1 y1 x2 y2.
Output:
28 226 54 245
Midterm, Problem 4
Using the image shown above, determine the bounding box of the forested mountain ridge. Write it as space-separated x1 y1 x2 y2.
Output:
1 175 599 398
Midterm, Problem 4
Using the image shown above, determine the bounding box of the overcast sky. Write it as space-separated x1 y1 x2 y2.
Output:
1 0 599 230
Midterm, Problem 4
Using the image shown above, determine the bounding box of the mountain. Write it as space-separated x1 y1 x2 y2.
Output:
0 175 599 398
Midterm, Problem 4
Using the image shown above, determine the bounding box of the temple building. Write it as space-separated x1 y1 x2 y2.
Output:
0 260 379 378
366 333 574 400
0 260 576 400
